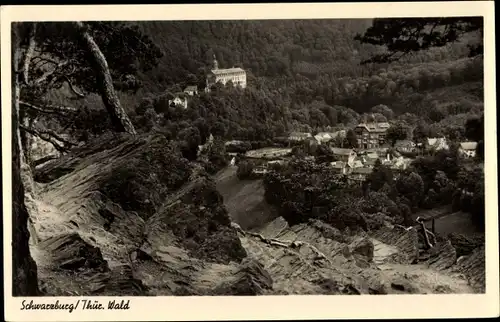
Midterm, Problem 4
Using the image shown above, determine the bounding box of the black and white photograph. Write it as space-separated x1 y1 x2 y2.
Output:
2 2 498 321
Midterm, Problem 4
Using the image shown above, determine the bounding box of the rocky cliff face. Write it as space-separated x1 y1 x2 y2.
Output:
27 133 485 296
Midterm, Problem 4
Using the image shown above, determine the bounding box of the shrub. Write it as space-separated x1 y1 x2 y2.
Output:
101 140 191 219
236 161 255 180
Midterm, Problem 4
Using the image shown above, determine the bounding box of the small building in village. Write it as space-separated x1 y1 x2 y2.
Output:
288 132 313 143
330 161 350 175
459 141 478 158
330 148 357 166
426 137 449 152
354 122 391 149
183 85 198 96
314 130 346 145
394 140 417 153
390 156 412 171
348 167 373 184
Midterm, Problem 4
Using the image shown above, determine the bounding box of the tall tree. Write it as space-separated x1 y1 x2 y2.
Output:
355 17 483 64
73 21 137 134
386 122 408 146
16 21 163 161
12 23 41 296
11 21 162 295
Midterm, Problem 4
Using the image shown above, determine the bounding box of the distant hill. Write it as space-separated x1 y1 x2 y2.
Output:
134 19 479 90
45 20 483 142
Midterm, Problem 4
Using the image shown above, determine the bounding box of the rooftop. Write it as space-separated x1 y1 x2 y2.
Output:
331 148 354 155
289 132 312 138
460 141 478 150
330 161 346 169
211 67 246 75
356 122 391 132
427 137 447 145
352 167 373 175
184 85 198 91
395 140 416 147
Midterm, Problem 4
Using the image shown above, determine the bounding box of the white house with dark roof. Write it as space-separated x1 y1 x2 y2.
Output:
354 122 391 148
288 132 313 142
426 137 449 151
184 85 198 96
168 94 188 109
314 130 346 144
459 141 478 158
348 167 373 182
331 148 357 166
394 139 416 152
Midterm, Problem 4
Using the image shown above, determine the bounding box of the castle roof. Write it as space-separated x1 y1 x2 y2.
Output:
211 67 245 75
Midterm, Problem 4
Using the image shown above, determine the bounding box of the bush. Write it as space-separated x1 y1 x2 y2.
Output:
101 140 191 219
236 161 255 180
159 180 247 264
204 139 229 175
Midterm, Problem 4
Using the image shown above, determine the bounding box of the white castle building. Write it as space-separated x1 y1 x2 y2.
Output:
205 55 247 92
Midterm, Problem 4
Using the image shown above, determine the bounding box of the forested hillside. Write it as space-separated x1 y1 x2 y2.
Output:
46 19 483 145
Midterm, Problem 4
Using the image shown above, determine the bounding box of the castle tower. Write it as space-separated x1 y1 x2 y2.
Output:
213 54 218 70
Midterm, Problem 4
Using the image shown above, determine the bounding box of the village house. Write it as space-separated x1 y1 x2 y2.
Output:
331 148 357 166
183 85 198 96
348 167 373 183
351 159 364 169
168 94 188 109
225 140 245 147
459 141 478 158
314 132 334 144
330 161 351 175
390 156 412 171
245 147 292 159
288 132 313 143
305 136 321 147
205 55 247 92
394 140 417 153
354 122 391 149
426 137 449 151
314 130 346 144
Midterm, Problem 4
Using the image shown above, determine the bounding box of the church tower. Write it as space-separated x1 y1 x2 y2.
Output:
213 54 218 70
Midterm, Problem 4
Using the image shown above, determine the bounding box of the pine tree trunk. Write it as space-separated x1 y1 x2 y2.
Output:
73 21 137 135
12 25 40 296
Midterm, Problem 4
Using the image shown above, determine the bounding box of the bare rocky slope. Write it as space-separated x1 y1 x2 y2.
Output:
27 133 485 295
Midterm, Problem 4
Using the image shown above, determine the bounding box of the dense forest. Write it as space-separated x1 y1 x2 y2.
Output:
43 19 483 149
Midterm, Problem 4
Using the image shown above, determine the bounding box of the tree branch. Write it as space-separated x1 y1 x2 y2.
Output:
19 125 67 152
19 100 77 116
33 60 69 85
19 125 77 152
32 56 61 71
62 75 85 98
